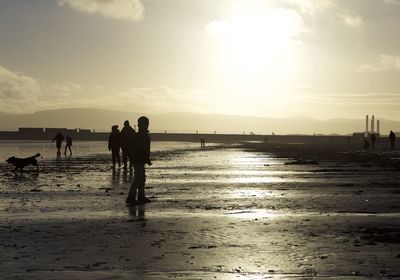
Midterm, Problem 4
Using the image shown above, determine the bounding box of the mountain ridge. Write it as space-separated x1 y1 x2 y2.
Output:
0 108 395 135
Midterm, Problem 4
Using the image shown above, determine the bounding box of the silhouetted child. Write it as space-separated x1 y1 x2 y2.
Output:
108 125 121 167
370 133 376 148
389 130 396 150
52 132 64 155
64 135 73 155
120 120 135 169
126 116 152 205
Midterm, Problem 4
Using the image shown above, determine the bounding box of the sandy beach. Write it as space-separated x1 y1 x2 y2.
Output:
1 141 400 279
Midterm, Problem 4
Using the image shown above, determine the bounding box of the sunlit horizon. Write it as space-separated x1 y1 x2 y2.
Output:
1 0 400 121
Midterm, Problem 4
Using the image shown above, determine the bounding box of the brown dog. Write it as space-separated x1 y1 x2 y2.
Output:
6 153 41 173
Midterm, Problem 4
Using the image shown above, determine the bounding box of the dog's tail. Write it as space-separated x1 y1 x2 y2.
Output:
34 153 41 158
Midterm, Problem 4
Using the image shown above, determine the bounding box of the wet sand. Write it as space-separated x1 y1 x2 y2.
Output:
1 142 400 279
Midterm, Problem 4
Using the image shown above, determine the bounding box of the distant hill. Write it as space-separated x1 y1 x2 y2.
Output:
0 108 397 135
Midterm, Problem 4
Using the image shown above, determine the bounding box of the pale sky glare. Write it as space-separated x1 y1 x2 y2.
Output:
1 0 400 120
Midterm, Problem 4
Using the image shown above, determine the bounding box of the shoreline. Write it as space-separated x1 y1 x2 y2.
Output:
1 143 400 279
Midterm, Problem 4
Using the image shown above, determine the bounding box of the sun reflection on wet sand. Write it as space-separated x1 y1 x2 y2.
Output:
225 209 279 219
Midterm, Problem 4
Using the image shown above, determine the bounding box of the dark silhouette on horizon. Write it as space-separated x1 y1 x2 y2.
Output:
126 116 152 205
363 138 370 150
370 133 376 149
200 138 206 148
120 120 135 169
389 130 396 150
52 131 64 155
108 125 121 168
64 135 73 155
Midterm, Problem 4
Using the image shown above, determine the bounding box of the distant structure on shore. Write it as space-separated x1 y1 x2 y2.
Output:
365 114 380 136
0 126 390 145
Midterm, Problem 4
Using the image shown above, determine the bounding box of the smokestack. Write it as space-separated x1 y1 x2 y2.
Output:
377 120 380 135
366 115 369 133
371 115 375 133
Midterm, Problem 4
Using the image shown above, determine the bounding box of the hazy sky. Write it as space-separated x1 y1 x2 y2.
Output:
1 0 400 120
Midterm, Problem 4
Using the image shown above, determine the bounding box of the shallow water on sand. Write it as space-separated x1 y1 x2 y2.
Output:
1 141 400 279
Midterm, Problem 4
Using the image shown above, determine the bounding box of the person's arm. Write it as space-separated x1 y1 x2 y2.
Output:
108 134 112 150
146 134 152 165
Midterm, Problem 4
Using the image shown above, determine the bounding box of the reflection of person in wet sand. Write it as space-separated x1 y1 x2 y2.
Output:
52 132 64 155
126 116 152 205
108 125 121 168
64 135 73 155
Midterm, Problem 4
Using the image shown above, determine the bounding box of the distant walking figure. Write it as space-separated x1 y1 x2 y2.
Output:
200 138 206 148
108 125 121 167
363 138 370 150
389 130 396 150
370 133 376 148
52 132 64 155
126 116 152 205
120 120 136 169
64 135 73 155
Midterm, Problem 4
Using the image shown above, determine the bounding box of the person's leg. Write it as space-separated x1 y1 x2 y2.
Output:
116 148 121 166
128 148 133 169
68 145 72 155
126 163 139 203
111 148 116 166
137 164 150 202
122 148 128 168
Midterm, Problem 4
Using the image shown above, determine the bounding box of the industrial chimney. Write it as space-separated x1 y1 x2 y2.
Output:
371 115 375 133
366 115 369 133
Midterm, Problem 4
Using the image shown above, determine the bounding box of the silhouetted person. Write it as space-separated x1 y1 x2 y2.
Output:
389 131 396 150
370 133 376 148
64 135 73 155
200 138 206 148
363 138 370 150
120 120 135 169
126 116 152 205
108 125 121 168
52 132 64 155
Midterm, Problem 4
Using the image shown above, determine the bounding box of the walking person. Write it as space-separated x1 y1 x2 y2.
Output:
120 120 135 169
52 131 64 155
126 116 152 205
108 125 121 168
64 135 73 155
370 133 376 149
389 130 396 150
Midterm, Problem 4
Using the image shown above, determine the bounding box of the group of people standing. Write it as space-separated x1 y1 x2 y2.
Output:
108 116 152 205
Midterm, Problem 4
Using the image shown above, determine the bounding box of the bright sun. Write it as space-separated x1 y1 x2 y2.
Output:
206 2 305 98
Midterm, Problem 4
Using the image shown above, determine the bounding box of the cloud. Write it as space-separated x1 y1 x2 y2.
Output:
340 14 363 28
381 0 400 4
283 0 336 14
0 66 40 100
86 87 215 114
0 65 84 113
57 0 144 20
0 66 42 112
359 54 400 72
